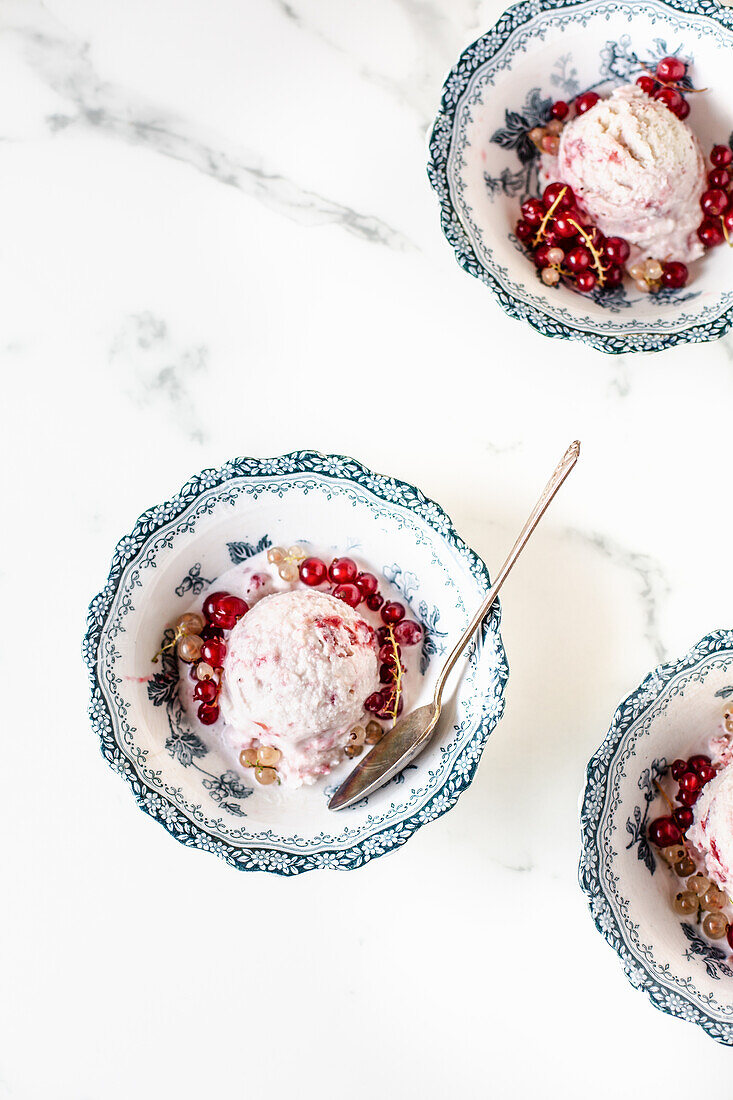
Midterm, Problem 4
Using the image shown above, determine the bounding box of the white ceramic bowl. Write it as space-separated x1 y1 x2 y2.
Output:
580 630 733 1044
84 452 508 874
428 0 733 353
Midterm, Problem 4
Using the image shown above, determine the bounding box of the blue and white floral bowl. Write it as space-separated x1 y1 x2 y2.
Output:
580 630 733 1044
428 0 733 354
84 452 508 875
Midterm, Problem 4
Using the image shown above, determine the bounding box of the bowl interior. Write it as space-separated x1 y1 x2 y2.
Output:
435 0 733 346
89 459 507 872
583 635 733 1042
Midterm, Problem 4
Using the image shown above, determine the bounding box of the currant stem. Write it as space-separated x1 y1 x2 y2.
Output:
640 64 707 93
386 624 404 727
533 186 569 248
568 219 606 287
152 626 185 664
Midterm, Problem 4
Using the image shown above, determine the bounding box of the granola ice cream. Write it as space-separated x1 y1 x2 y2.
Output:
219 589 379 786
541 83 707 264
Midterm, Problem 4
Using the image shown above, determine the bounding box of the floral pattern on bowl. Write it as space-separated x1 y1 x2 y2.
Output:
84 452 508 875
580 629 733 1044
427 0 733 353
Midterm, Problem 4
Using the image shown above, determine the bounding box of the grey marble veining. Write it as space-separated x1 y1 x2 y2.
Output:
6 0 413 250
573 529 671 661
110 312 209 445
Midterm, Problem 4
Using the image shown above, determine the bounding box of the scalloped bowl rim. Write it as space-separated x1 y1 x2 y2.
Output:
579 628 733 1044
427 0 733 354
83 451 509 875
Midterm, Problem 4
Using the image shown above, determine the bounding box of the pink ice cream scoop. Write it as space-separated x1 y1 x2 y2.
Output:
541 84 706 265
220 589 379 786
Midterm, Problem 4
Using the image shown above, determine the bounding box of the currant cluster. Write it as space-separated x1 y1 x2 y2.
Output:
697 143 733 250
635 55 692 119
516 182 630 293
295 553 423 727
648 754 733 949
343 719 387 760
627 257 689 294
238 745 282 786
179 589 249 725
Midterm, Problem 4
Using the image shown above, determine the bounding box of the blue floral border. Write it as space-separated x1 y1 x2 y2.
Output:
427 0 733 355
83 451 509 875
579 629 733 1044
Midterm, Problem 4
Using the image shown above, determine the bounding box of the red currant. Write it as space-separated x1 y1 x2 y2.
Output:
194 679 218 704
201 623 224 641
697 764 717 785
197 702 220 725
648 816 682 847
366 592 384 611
673 807 694 832
584 226 606 250
332 582 362 608
604 237 631 264
378 643 400 663
365 691 386 714
202 591 230 623
377 694 403 720
542 182 576 210
521 197 547 226
376 626 391 646
661 261 688 289
727 924 733 951
565 245 591 272
379 662 398 684
636 75 657 95
575 91 599 115
299 557 327 586
604 264 624 288
679 771 701 794
707 168 730 189
201 637 227 668
328 557 357 584
710 144 733 168
211 594 248 630
653 86 682 113
575 271 597 292
355 572 379 597
688 754 711 773
534 243 553 267
515 219 533 242
393 620 424 646
723 209 733 233
542 228 566 248
655 56 686 82
550 100 569 120
553 212 581 238
381 601 406 625
677 787 700 806
698 219 725 247
701 189 728 217
672 97 690 120
671 758 688 780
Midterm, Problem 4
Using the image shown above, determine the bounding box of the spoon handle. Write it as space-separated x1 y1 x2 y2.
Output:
432 440 581 706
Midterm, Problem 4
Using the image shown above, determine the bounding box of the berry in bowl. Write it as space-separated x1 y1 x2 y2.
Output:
84 453 508 875
580 630 733 1044
428 0 733 353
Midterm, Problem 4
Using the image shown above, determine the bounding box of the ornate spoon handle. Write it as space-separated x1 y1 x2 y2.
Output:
432 440 581 706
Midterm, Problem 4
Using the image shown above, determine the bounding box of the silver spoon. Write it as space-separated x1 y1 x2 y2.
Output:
328 440 581 811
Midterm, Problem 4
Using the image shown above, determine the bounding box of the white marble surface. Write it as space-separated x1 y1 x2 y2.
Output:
2 1 733 1096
